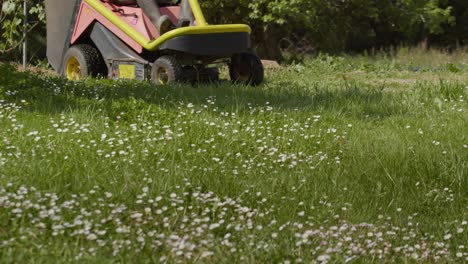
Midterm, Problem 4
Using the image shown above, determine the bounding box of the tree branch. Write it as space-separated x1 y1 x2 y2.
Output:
0 21 39 54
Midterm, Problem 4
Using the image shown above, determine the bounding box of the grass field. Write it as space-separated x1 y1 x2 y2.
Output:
0 48 467 263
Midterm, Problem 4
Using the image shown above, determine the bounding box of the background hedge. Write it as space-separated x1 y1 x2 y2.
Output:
1 0 467 62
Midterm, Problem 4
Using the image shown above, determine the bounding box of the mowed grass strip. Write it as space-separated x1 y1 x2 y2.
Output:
0 50 467 262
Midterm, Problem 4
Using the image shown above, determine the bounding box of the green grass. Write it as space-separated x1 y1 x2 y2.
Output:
0 49 467 263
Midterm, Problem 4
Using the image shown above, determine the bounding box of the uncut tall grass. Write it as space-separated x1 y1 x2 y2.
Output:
0 49 467 263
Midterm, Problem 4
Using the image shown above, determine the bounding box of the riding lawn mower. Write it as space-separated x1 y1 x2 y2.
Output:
45 0 264 85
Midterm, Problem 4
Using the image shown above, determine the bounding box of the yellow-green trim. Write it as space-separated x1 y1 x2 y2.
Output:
149 24 251 50
83 0 251 51
188 0 207 26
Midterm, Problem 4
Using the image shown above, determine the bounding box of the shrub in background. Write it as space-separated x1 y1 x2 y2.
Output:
0 0 45 63
204 0 456 59
0 0 466 63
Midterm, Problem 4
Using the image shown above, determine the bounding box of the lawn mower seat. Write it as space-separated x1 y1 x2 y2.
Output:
109 0 195 28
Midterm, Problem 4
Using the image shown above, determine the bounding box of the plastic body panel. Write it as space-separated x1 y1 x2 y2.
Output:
45 0 81 72
71 1 181 54
89 22 146 65
82 0 251 52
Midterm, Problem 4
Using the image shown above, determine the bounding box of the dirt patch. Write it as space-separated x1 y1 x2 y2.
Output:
261 60 281 69
2 62 59 77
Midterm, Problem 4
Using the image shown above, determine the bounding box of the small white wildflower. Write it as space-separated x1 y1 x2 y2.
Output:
86 234 97 241
131 213 143 219
317 254 330 262
209 223 220 230
201 251 214 258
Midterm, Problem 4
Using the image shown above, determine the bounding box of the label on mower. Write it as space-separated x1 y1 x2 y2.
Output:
119 64 136 79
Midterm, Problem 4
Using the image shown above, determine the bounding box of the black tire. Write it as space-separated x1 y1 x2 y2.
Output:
229 52 264 86
151 56 183 85
62 44 106 80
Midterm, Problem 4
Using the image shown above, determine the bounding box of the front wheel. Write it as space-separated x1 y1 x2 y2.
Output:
62 44 106 80
151 56 183 85
229 52 264 86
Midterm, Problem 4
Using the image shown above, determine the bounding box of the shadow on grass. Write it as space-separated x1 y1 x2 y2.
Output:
0 63 407 120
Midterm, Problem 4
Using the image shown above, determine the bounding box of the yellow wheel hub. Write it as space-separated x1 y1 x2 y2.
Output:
157 68 169 85
66 57 81 80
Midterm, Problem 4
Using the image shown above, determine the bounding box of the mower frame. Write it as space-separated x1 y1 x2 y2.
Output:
46 0 264 85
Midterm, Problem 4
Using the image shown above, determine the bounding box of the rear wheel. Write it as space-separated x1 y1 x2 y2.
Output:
62 44 106 80
229 52 264 86
151 56 183 85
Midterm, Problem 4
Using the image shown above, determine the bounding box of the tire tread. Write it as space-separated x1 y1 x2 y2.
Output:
63 44 106 79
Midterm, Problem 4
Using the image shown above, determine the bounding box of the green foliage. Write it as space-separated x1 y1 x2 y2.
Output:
438 0 468 44
0 0 466 62
203 0 456 57
0 0 45 57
